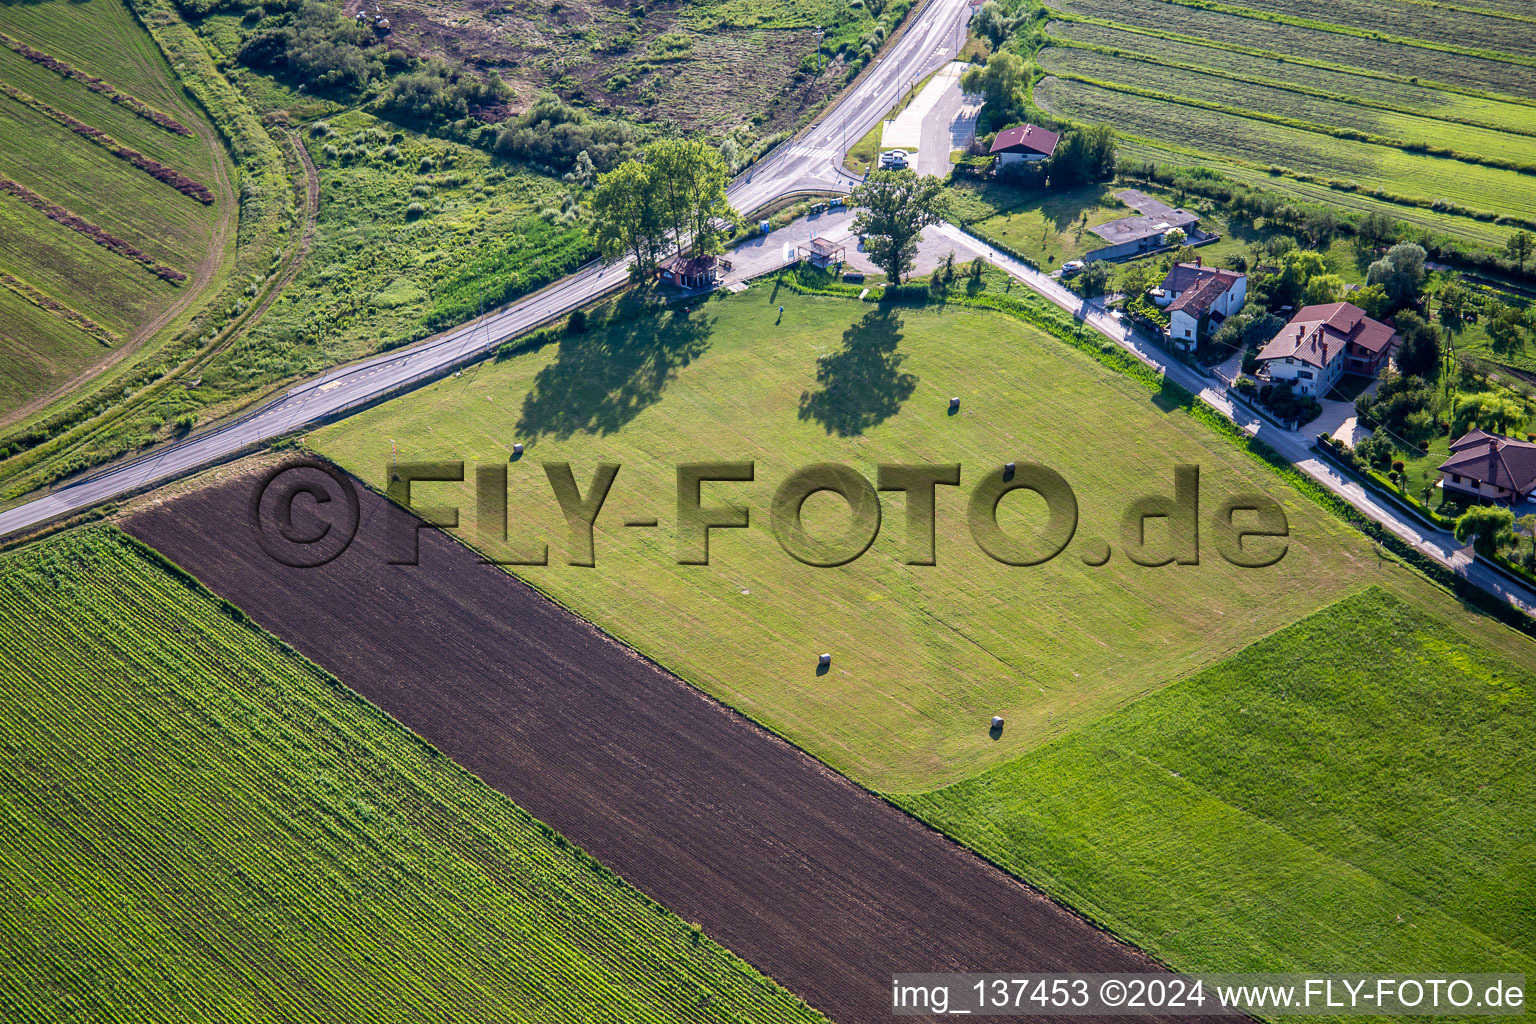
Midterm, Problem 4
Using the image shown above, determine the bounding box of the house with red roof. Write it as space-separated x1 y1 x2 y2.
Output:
1154 259 1246 349
988 124 1060 169
1255 302 1400 397
1438 429 1536 504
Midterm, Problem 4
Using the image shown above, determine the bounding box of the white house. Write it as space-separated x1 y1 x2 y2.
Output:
1154 261 1246 349
1256 301 1399 397
988 124 1060 168
1439 429 1536 503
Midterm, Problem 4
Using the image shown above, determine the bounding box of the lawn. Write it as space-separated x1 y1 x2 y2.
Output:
321 282 1409 792
0 527 828 1024
901 586 1535 979
951 182 1130 268
0 0 234 421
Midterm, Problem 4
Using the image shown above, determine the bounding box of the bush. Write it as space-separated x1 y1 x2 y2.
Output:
492 94 641 176
567 309 588 333
379 60 506 128
237 2 385 97
405 201 425 218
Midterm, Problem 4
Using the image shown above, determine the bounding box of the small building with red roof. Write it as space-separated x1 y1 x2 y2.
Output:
988 123 1060 168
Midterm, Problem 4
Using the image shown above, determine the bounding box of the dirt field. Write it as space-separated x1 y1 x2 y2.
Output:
125 464 1180 1024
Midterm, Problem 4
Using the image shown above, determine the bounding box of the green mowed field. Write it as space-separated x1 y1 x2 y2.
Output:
902 587 1534 979
1050 0 1536 100
323 285 1419 791
1048 21 1536 136
0 528 827 1024
1037 48 1536 166
0 286 100 413
0 0 232 419
1114 138 1518 250
1035 78 1536 215
1213 0 1536 59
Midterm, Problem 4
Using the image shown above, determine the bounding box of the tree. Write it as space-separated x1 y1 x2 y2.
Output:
1485 301 1528 356
1301 272 1345 306
1358 210 1396 248
1452 390 1525 436
1505 230 1534 273
1352 282 1392 320
1163 227 1187 248
850 171 948 284
1436 279 1470 332
1454 505 1515 557
589 159 667 274
1046 124 1117 188
1393 310 1441 378
961 51 1026 113
1366 241 1427 309
1517 513 1536 560
1075 260 1112 298
646 138 738 257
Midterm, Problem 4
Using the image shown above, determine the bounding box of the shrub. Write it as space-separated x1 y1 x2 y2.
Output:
567 310 588 333
405 201 425 218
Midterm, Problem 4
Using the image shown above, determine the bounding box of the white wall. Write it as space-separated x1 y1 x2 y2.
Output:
1264 352 1342 396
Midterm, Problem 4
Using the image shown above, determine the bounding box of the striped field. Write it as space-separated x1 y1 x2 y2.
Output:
0 527 827 1024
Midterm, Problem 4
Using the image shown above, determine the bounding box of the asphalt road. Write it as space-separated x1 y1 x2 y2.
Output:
0 0 973 541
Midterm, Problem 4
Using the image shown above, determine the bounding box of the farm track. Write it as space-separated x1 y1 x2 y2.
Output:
125 468 1185 1024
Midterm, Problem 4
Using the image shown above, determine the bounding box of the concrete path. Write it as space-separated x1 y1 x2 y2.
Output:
880 61 977 175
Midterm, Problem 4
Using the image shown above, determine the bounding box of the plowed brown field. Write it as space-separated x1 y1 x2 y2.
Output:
125 465 1180 1024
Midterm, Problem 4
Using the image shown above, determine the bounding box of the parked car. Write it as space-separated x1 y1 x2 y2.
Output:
878 150 909 169
1061 260 1086 277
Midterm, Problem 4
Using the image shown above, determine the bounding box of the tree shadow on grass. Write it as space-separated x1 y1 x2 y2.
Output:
516 297 713 442
798 307 915 436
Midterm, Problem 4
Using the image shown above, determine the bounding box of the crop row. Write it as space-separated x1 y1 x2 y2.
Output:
0 268 117 346
1051 0 1536 99
0 529 828 1024
0 177 186 282
1 85 212 202
0 30 191 136
1212 0 1536 59
1035 78 1536 221
1036 49 1536 168
1045 20 1536 136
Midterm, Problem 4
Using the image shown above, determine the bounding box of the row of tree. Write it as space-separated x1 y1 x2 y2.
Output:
589 140 738 274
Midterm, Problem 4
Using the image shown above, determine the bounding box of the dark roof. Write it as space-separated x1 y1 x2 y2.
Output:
989 123 1060 157
661 254 719 277
1439 432 1536 495
1161 263 1243 317
1257 301 1399 369
1089 192 1198 246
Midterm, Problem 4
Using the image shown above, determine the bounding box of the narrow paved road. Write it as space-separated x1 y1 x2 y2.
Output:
933 221 1536 615
0 0 973 541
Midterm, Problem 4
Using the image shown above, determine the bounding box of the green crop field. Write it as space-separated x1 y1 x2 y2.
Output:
0 527 827 1024
0 0 233 422
1040 0 1536 243
1050 0 1536 99
1034 78 1536 216
312 283 1507 792
1046 21 1536 137
902 587 1535 979
1038 48 1536 167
